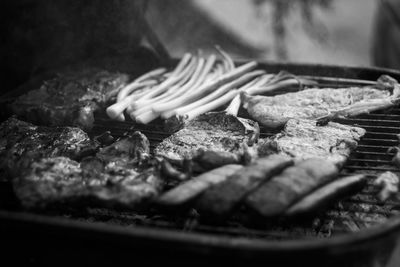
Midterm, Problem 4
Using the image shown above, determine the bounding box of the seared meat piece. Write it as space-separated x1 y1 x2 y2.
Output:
13 157 162 210
257 119 366 166
13 130 163 209
286 174 367 217
155 112 259 170
195 155 293 220
96 131 151 169
374 171 399 202
11 69 129 130
241 85 392 129
0 117 98 181
156 164 243 209
245 159 339 218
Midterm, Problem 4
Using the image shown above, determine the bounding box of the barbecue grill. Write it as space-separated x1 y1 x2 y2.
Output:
2 2 400 267
1 62 400 267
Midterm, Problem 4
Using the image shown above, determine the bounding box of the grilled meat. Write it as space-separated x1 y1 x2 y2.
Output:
13 157 162 210
13 130 163 210
257 119 366 166
241 85 392 129
195 155 293 220
155 112 259 170
156 164 243 209
0 117 98 181
11 69 129 130
286 174 367 217
245 159 339 218
374 171 399 202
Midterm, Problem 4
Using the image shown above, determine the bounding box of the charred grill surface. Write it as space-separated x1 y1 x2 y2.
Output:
11 69 129 130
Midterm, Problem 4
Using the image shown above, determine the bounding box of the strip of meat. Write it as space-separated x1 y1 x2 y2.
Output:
156 164 242 208
286 174 367 217
257 118 366 167
154 112 259 170
195 155 293 220
0 117 98 181
11 68 129 130
245 159 339 218
241 81 394 129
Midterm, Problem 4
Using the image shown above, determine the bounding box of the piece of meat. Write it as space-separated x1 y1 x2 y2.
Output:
13 157 162 210
286 174 367 217
0 117 98 181
154 112 259 170
245 159 339 218
374 171 400 202
11 68 129 130
257 119 366 167
156 164 243 209
241 86 392 129
13 130 163 210
194 155 293 220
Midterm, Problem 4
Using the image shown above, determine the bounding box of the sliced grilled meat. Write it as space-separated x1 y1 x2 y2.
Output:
0 117 98 181
155 112 259 170
241 85 393 129
195 155 293 220
257 119 366 167
286 174 367 217
156 164 243 209
11 68 129 130
245 159 339 218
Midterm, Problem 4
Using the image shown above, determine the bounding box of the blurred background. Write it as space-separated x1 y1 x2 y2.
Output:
1 0 400 93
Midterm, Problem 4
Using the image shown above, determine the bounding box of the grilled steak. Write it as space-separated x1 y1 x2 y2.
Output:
245 159 339 218
155 112 259 170
13 130 163 210
195 154 293 220
257 119 366 166
241 86 392 129
0 117 98 181
11 68 129 130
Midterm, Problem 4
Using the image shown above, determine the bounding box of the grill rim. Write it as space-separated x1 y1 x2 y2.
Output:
2 209 400 253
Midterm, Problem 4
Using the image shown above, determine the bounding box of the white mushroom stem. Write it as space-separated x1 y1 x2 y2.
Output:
134 67 167 83
131 55 217 124
131 56 197 109
170 70 265 118
153 61 258 116
131 53 193 103
131 57 203 111
116 79 157 102
215 45 235 71
184 90 241 120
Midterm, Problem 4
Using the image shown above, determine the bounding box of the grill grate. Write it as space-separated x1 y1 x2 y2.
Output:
87 85 400 241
